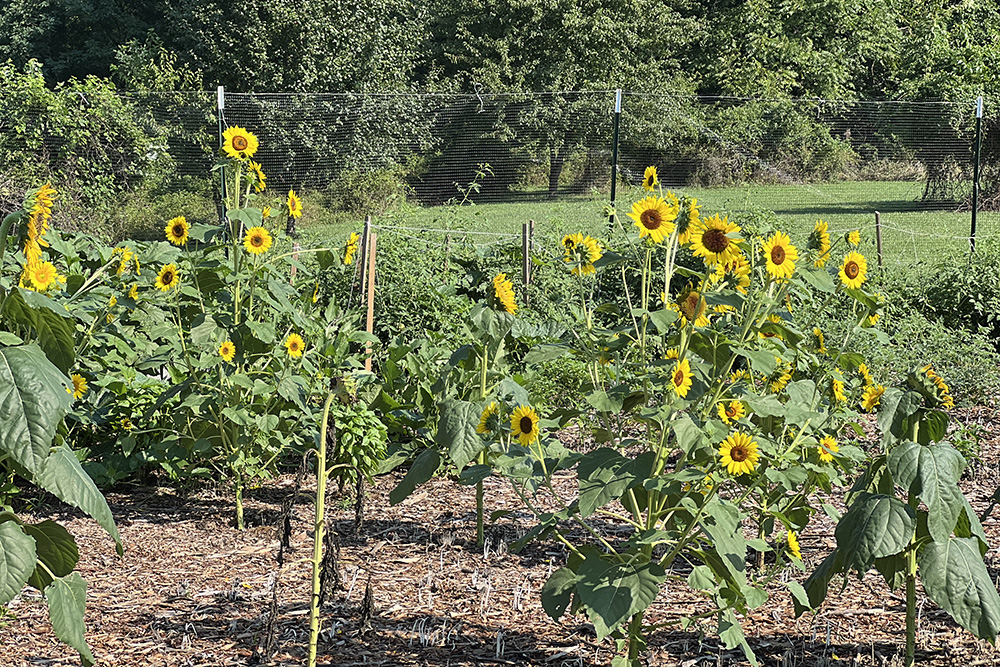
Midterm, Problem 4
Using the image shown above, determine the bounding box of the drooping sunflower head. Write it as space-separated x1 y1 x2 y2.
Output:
761 231 798 280
811 327 826 354
510 405 540 446
817 435 839 463
344 231 360 265
861 383 886 412
858 363 873 386
492 273 518 314
247 161 267 192
718 431 760 476
642 165 659 191
628 195 678 244
284 332 305 358
128 284 139 300
767 358 793 394
717 400 746 425
809 219 832 267
689 214 743 266
287 189 303 219
243 226 273 255
222 126 259 159
219 340 236 363
786 531 802 560
70 373 88 400
832 377 846 403
669 358 693 398
672 285 710 328
165 216 190 246
477 401 501 435
839 251 868 289
155 263 180 291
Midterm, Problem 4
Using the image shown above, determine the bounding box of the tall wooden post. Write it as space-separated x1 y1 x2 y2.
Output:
364 232 377 373
875 211 884 268
522 220 534 306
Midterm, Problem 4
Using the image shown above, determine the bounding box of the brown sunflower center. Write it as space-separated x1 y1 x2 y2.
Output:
844 261 860 279
770 245 786 265
519 416 534 433
172 224 185 238
726 405 738 418
290 341 300 351
162 270 174 283
251 234 264 247
640 208 662 230
702 228 729 254
673 369 685 386
729 444 749 462
682 293 703 319
233 136 249 151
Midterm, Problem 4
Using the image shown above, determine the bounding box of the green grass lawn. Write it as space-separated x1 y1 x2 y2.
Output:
303 179 997 266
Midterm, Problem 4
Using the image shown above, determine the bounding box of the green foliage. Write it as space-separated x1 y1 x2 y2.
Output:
329 398 388 486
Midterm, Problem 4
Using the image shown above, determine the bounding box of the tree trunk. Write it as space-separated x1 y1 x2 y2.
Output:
548 146 564 198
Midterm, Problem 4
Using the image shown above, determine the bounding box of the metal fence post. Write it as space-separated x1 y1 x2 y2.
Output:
608 89 622 226
971 96 983 254
217 86 226 219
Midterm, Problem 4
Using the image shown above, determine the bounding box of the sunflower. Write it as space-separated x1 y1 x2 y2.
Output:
861 384 886 412
689 214 743 266
128 284 138 300
222 126 259 159
510 405 540 446
287 190 303 219
817 435 839 463
70 373 88 399
858 363 873 386
839 252 867 289
492 273 518 314
809 327 826 354
284 333 305 358
163 216 189 245
155 263 180 291
567 235 602 276
477 401 500 435
28 261 59 291
867 313 880 326
832 378 846 403
628 196 677 244
717 400 746 425
761 231 798 280
847 230 861 246
719 431 760 476
767 359 793 393
664 348 679 360
219 340 236 363
344 232 361 265
786 531 802 560
642 165 659 191
113 246 134 275
243 226 273 255
247 161 267 192
729 368 754 385
677 197 700 245
809 220 832 267
672 286 710 327
669 358 693 398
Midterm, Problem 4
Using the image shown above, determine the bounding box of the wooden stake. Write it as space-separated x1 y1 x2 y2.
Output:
522 220 534 306
875 211 884 268
289 242 300 284
358 215 372 301
364 232 377 373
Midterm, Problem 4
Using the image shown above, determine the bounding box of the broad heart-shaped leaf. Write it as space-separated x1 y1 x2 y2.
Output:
2 289 76 373
0 520 37 605
523 343 569 366
45 572 95 667
719 608 760 666
835 493 915 573
389 448 440 505
876 388 921 446
436 400 483 471
918 537 1000 641
541 566 579 621
0 345 73 475
575 554 665 639
698 498 748 589
24 520 79 590
37 445 123 555
577 448 654 518
889 440 966 542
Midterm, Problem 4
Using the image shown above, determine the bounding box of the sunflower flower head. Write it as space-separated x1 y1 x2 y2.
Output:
839 251 868 289
222 126 259 159
671 285 710 328
642 165 659 191
761 231 798 280
689 214 743 266
786 531 802 560
284 333 305 358
69 373 88 400
562 233 602 276
817 435 839 463
809 220 832 267
510 405 540 446
344 232 361 265
219 340 236 363
243 226 273 255
165 216 190 246
287 190 303 219
492 273 518 314
861 384 886 412
27 261 61 292
477 401 501 435
155 263 180 291
811 327 826 354
719 431 760 476
628 195 678 244
847 230 861 246
248 161 267 192
717 400 746 425
669 358 693 398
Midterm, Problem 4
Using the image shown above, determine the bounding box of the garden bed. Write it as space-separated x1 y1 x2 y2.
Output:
4 408 1000 667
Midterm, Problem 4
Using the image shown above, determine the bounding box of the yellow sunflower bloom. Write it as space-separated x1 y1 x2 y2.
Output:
786 531 802 560
219 340 236 363
567 235 602 276
287 189 303 219
761 231 798 280
510 405 540 446
28 261 59 291
812 327 826 353
344 231 361 265
222 126 259 159
262 207 271 219
128 284 139 300
719 431 760 476
669 358 693 398
284 333 305 358
642 165 658 191
717 400 746 425
861 384 886 412
492 273 517 314
677 197 700 245
832 378 846 403
858 363 873 386
248 161 267 192
628 196 678 244
477 401 500 435
243 226 273 255
847 230 861 246
817 435 839 463
70 373 88 399
155 263 180 291
809 220 832 267
165 216 190 246
672 287 710 327
689 214 743 266
839 251 867 289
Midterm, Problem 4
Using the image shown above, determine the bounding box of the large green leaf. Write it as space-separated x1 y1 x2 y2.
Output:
37 445 123 555
540 566 579 621
0 345 73 475
389 448 440 505
45 572 95 667
835 493 914 572
919 537 1000 641
0 520 37 605
794 549 845 615
2 289 76 373
436 400 483 470
698 498 748 588
577 449 653 518
575 553 665 639
24 520 79 590
888 441 965 542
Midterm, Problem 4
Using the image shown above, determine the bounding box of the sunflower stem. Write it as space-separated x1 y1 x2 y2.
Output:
309 392 336 667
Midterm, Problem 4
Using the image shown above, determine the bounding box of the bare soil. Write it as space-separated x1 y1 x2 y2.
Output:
5 408 1000 666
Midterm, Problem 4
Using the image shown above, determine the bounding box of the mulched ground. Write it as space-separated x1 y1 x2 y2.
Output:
5 407 1000 666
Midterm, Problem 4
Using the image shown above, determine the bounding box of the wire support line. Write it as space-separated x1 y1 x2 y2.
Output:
373 228 519 250
372 223 519 239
